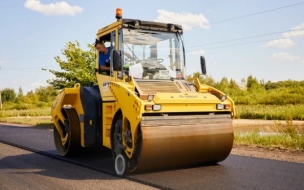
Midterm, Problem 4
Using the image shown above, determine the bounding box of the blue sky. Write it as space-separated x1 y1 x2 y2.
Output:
0 0 303 93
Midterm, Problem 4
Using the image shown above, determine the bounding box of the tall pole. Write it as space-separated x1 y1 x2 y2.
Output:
0 69 1 109
0 84 2 109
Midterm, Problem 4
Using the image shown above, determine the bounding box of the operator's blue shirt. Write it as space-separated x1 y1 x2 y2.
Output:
99 47 111 67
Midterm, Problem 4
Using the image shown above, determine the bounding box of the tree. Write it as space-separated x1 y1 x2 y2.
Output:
246 75 265 93
186 72 217 86
35 86 59 102
44 41 97 90
16 86 24 102
25 90 37 103
1 88 16 103
246 75 259 89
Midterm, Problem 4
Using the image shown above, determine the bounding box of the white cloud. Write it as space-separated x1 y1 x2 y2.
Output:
264 39 295 48
282 23 304 38
190 49 205 55
291 23 304 30
272 52 301 61
264 22 304 49
24 0 83 16
154 9 209 31
29 82 44 87
283 30 304 38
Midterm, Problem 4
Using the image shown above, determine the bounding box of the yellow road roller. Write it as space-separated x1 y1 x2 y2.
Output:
51 8 235 175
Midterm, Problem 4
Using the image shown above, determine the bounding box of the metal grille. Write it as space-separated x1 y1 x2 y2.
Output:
136 81 181 94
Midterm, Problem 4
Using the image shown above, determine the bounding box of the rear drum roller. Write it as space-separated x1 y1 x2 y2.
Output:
112 114 126 175
112 113 141 175
53 108 80 156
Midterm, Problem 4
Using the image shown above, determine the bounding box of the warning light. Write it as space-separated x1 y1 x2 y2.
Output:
116 8 122 20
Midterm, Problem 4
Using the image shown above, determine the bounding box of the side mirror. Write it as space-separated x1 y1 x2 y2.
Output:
200 56 207 75
113 50 123 71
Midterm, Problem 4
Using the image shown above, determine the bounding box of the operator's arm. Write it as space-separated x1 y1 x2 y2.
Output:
100 65 110 71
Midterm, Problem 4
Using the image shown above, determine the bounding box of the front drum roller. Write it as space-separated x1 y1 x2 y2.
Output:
135 122 234 172
53 108 80 156
112 114 234 174
134 114 234 173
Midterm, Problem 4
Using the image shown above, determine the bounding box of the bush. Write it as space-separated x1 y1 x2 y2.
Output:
34 101 49 108
12 103 31 110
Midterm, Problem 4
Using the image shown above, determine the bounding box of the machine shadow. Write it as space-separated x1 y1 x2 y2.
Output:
0 146 119 180
128 162 221 176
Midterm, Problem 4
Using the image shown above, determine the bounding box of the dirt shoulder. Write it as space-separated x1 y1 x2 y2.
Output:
231 144 304 164
232 119 304 164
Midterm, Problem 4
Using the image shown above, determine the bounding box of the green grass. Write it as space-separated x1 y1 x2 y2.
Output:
0 117 53 128
234 120 304 150
0 108 51 117
235 104 304 120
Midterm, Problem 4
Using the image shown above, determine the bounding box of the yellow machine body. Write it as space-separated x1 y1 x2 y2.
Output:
51 15 235 175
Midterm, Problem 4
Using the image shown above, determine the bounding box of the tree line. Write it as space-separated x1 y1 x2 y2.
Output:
187 72 304 105
1 41 302 109
1 73 302 109
0 86 58 109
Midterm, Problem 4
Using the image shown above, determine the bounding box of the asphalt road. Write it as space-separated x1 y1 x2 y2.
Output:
0 142 158 190
1 123 304 190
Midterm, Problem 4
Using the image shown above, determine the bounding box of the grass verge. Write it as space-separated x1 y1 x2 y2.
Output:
235 104 304 120
0 117 53 128
234 120 304 150
0 108 51 117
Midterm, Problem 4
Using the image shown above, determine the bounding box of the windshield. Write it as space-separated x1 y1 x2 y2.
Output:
121 29 185 80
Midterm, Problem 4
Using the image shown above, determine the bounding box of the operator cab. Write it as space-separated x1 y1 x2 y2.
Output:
95 8 186 81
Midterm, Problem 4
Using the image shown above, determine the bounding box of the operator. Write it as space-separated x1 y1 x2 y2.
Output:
95 41 111 75
95 40 134 75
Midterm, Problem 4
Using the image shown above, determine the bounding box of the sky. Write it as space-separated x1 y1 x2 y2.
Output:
0 0 303 93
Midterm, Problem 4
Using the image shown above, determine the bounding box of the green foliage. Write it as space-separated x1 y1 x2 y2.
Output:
44 41 97 90
186 74 304 106
265 80 304 90
232 86 304 105
35 86 59 103
0 85 58 111
16 86 25 103
235 104 304 120
246 75 260 89
186 72 217 86
24 90 37 103
1 88 16 103
184 74 304 120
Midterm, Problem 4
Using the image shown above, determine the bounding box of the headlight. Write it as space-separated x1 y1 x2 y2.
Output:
145 104 162 111
216 104 224 110
216 104 230 110
152 104 162 111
